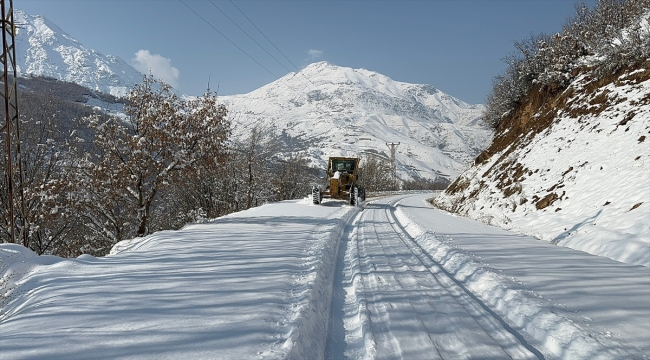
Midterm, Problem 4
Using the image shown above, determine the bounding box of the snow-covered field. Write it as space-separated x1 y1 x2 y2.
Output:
2 194 648 359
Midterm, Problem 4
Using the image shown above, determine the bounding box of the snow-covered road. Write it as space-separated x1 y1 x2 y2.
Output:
327 194 649 359
1 194 648 359
395 195 649 359
327 197 539 359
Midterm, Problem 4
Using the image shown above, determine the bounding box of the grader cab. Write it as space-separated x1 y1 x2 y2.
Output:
312 157 365 206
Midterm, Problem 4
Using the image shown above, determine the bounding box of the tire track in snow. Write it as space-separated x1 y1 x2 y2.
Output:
331 196 541 359
362 207 445 359
381 197 542 359
356 208 406 359
326 208 381 360
392 194 633 359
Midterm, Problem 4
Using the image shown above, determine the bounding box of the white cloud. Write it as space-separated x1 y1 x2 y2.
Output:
307 49 323 60
131 49 180 88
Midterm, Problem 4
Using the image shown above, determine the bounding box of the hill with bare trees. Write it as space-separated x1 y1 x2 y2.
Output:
434 0 650 266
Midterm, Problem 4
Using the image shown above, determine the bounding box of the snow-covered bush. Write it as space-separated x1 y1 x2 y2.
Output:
483 0 650 129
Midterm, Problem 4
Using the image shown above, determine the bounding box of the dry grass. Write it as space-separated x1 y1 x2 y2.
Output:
503 183 522 198
478 60 650 167
445 176 470 195
536 193 559 210
617 68 650 86
619 111 636 126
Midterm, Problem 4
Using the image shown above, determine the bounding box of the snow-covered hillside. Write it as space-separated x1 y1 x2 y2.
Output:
13 10 143 97
434 65 650 267
221 62 492 182
432 4 650 268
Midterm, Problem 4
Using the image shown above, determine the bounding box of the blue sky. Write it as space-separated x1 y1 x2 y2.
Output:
19 0 594 104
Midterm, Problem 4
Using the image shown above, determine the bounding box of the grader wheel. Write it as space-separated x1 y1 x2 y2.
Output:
312 186 321 205
349 186 358 206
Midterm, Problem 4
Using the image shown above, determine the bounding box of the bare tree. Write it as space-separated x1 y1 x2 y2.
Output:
0 91 84 255
358 155 393 191
274 151 318 201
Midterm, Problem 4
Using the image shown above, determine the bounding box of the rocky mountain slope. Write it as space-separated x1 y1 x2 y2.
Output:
221 62 492 182
433 3 650 268
14 10 142 97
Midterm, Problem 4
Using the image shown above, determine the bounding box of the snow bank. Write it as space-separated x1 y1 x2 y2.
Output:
0 244 101 319
286 203 358 360
109 199 361 360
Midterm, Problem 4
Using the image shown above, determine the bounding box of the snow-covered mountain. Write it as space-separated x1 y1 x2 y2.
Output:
221 62 492 182
13 10 143 97
12 8 491 181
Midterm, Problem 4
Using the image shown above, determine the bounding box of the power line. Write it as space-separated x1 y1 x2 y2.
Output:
228 0 318 90
178 0 301 96
208 0 313 92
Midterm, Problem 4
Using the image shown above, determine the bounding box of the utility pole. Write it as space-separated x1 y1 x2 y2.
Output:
386 142 399 190
1 0 24 246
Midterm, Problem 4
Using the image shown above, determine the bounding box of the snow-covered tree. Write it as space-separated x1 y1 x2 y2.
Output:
155 124 318 228
0 91 85 256
234 125 276 210
70 75 230 251
274 151 317 201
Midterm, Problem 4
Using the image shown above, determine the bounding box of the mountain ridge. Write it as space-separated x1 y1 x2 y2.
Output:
14 9 143 97
221 61 492 182
12 8 492 183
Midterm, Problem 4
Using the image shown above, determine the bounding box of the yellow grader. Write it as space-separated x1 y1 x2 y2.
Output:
312 157 366 206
